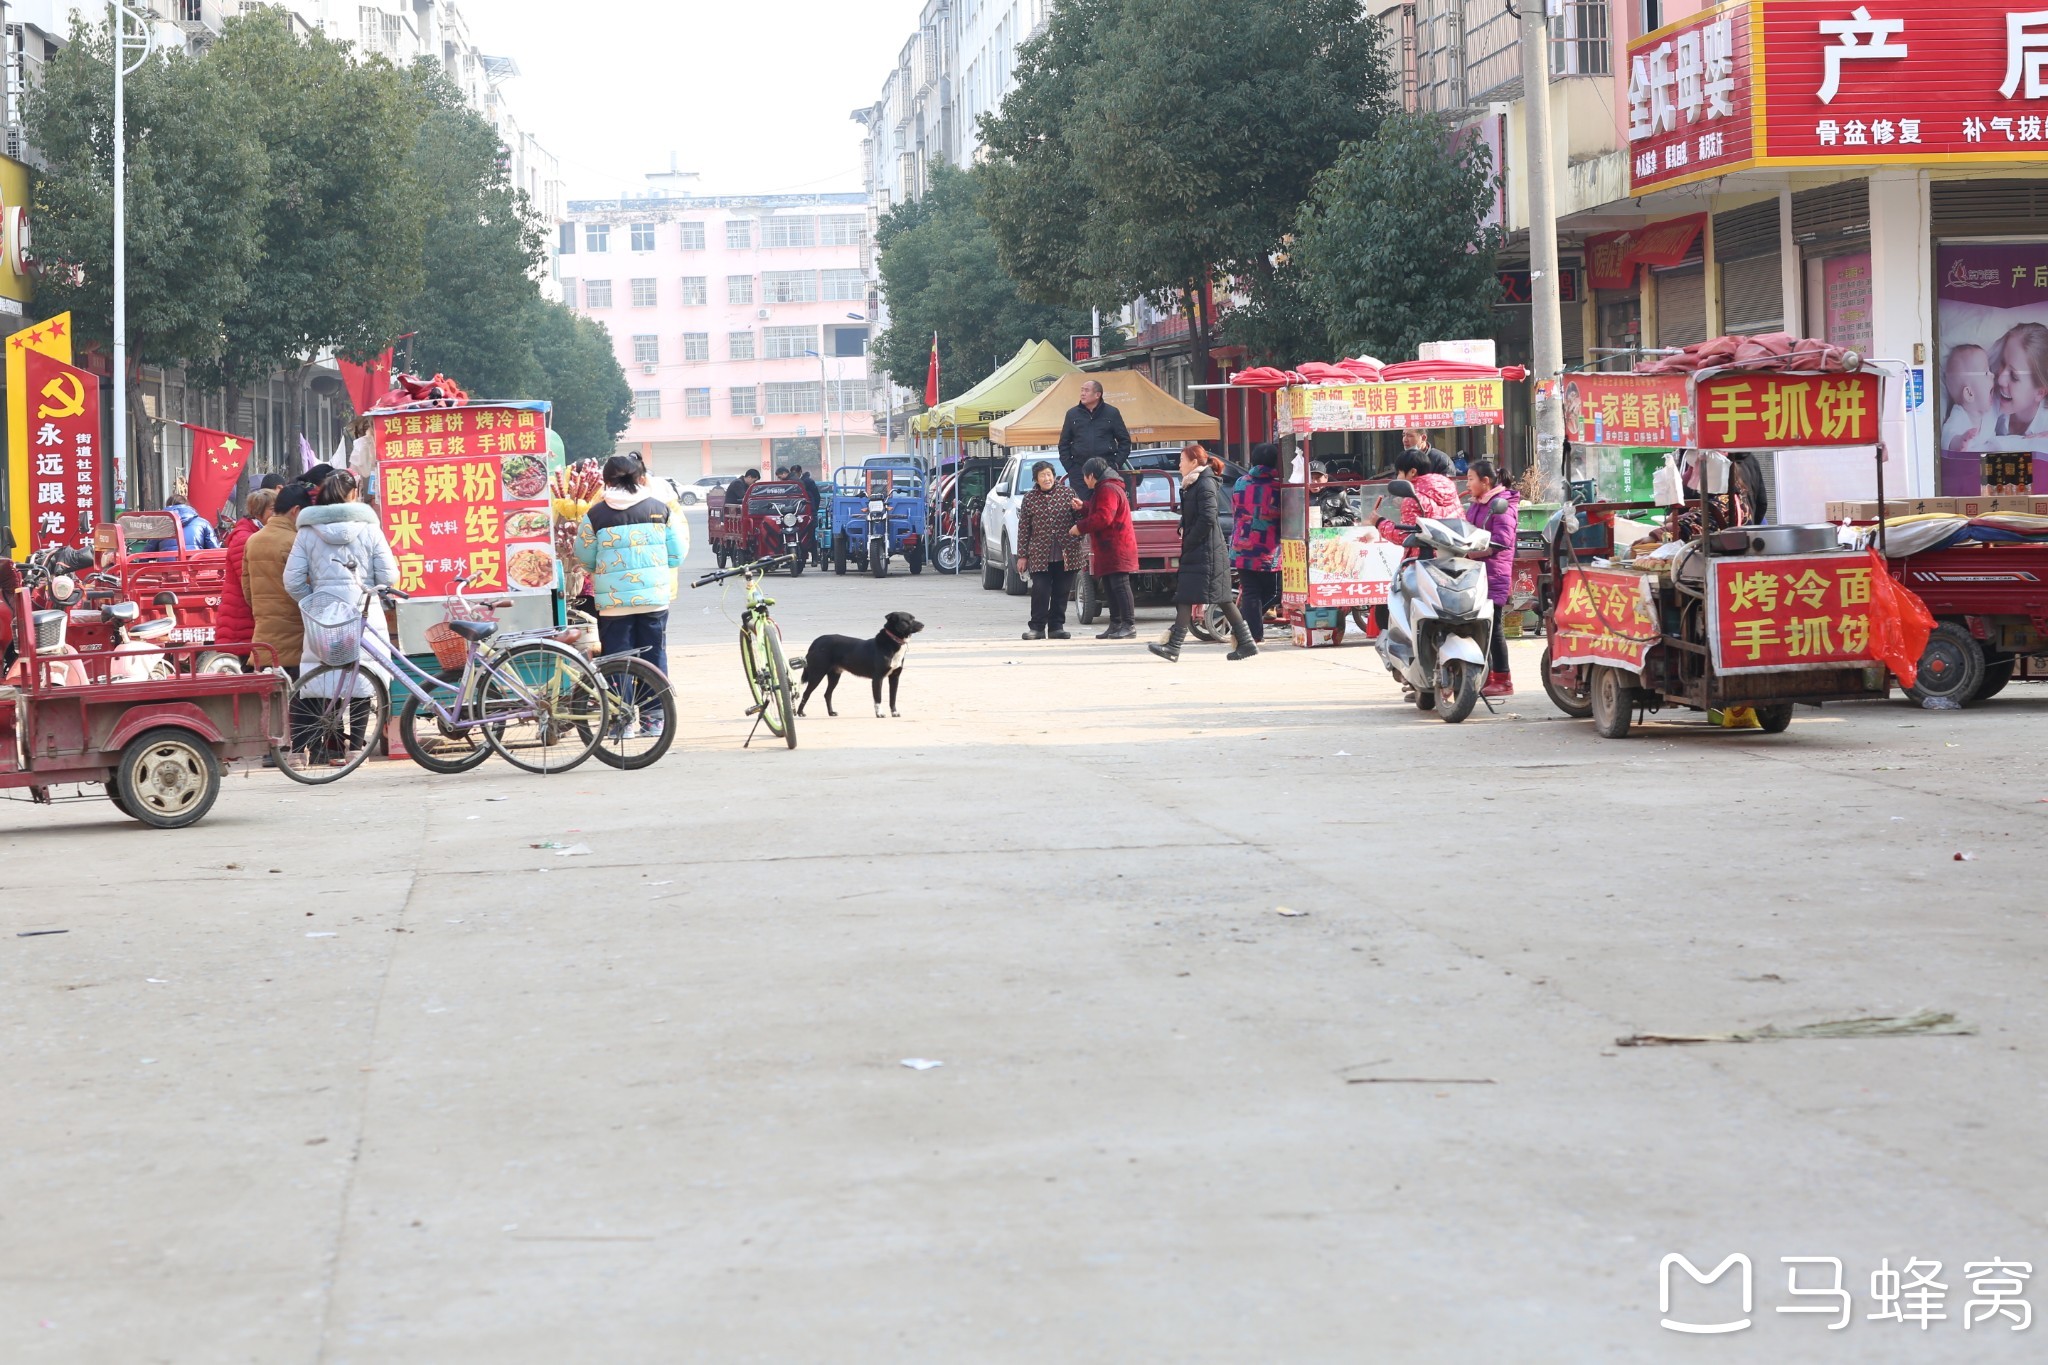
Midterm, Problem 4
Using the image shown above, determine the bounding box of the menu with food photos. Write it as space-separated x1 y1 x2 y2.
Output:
372 404 557 599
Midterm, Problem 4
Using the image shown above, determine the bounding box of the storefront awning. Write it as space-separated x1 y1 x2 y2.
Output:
989 368 1221 447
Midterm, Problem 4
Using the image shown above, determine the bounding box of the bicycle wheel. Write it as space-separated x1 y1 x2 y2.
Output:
479 642 605 774
398 687 491 774
740 624 797 748
592 656 677 770
272 666 390 785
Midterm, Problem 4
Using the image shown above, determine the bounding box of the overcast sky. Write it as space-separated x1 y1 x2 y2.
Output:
468 0 920 202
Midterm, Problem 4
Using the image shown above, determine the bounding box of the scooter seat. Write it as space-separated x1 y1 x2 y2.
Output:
130 616 176 642
100 601 141 625
449 619 498 643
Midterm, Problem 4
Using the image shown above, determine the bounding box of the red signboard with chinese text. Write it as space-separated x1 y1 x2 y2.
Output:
25 349 101 551
1584 217 1708 291
373 405 554 600
1627 2 1755 194
1706 552 1886 674
1278 380 1506 435
1692 371 1881 449
1561 373 1693 447
1552 568 1660 674
1631 1 2048 195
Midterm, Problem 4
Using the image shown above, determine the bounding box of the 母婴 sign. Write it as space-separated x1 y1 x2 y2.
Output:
1630 0 2048 195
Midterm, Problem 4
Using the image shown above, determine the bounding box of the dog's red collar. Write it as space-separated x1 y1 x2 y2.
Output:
884 629 910 645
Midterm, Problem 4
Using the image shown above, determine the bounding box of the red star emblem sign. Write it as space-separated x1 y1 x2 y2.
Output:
47 320 65 338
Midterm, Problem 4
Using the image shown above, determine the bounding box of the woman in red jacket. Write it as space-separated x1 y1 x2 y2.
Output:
1069 457 1138 639
214 486 274 660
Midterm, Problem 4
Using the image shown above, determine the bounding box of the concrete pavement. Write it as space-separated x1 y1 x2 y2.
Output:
4 511 2046 1361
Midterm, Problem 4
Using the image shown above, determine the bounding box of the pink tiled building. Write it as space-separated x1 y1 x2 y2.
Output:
556 190 880 482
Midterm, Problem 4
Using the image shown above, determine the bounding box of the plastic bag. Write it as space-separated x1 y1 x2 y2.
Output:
1651 454 1684 506
300 591 366 667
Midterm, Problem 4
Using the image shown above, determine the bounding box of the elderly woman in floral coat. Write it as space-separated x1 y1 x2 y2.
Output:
1015 460 1087 640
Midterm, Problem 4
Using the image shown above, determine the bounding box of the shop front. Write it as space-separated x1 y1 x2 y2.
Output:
1616 0 2048 502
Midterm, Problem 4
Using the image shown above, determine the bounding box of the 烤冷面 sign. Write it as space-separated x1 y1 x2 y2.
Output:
1628 0 2048 196
1706 552 1886 674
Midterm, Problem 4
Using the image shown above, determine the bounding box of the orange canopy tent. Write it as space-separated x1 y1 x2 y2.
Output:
988 368 1221 448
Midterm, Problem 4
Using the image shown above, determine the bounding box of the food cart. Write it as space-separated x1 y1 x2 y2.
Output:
1270 366 1521 647
1544 365 1931 737
369 400 560 656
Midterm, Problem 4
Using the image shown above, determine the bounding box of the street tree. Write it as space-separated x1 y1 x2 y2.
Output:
187 11 428 416
977 0 1394 379
530 302 631 460
24 18 268 460
1293 112 1505 363
871 163 1094 404
399 61 548 402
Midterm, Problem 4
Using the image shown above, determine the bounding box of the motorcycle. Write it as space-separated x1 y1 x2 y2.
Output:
1375 478 1500 724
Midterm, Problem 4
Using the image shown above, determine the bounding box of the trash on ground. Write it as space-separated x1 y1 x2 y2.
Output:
552 844 592 857
485 796 509 802
1615 1009 1974 1048
306 931 337 939
1955 851 1977 861
1275 907 1308 917
16 929 68 937
145 978 167 984
900 1058 943 1070
1922 695 1962 710
1346 1076 1495 1085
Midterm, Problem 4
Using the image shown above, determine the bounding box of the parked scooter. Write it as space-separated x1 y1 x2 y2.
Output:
1375 478 1499 724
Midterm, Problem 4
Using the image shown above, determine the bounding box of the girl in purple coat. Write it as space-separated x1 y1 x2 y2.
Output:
1463 459 1520 697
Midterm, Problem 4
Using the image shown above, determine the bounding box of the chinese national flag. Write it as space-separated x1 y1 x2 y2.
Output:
185 425 253 524
924 332 940 407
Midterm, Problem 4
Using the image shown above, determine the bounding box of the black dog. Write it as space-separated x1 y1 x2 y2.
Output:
796 611 925 718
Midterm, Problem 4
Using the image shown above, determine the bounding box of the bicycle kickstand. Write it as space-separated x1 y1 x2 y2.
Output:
742 699 770 748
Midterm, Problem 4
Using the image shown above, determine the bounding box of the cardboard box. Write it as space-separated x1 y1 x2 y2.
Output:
2034 497 2048 516
1985 496 2034 513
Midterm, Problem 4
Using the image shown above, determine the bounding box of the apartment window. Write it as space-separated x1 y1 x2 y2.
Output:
726 219 753 249
729 330 756 361
558 223 576 254
630 222 656 252
727 275 755 305
821 214 863 247
828 379 869 411
821 269 866 302
682 332 710 362
763 270 817 304
560 279 578 308
630 277 658 307
763 325 817 359
1551 0 1612 77
1640 0 1661 32
831 325 868 358
764 381 822 414
763 216 816 249
631 389 661 420
631 334 660 365
584 279 613 308
679 276 708 306
730 386 759 416
585 223 610 252
679 221 706 251
685 387 712 418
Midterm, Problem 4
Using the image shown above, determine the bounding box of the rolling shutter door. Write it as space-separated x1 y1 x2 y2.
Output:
1791 181 1869 243
1560 295 1584 366
1930 179 2048 234
1713 201 1779 262
1655 265 1707 347
1720 255 1783 334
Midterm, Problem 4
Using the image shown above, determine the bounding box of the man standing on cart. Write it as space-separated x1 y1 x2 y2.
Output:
1058 380 1132 495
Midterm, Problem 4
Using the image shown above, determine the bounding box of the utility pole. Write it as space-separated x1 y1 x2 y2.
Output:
111 4 154 497
1519 0 1565 502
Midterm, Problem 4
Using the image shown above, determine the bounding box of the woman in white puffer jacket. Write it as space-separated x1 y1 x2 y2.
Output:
284 471 398 733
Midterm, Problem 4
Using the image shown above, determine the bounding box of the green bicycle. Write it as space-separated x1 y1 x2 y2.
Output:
692 552 797 749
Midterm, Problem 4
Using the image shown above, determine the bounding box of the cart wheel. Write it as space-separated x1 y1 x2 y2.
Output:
933 538 959 574
1078 574 1100 626
1436 659 1480 723
907 545 924 575
788 553 806 578
1413 689 1435 711
1589 665 1635 739
1540 645 1594 719
715 546 728 569
1904 621 1987 707
1755 703 1796 734
1351 607 1373 636
115 727 222 828
1978 653 2016 701
105 783 132 818
835 533 849 576
1191 606 1225 644
870 538 888 578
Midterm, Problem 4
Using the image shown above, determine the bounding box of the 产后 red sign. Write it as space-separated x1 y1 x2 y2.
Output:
1561 373 1693 447
1706 552 1886 674
1583 216 1706 292
1693 371 1882 449
1552 568 1660 674
24 348 100 551
373 405 555 599
1626 2 1755 194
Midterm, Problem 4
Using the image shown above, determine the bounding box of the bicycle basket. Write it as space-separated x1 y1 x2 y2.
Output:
423 622 471 672
300 591 366 666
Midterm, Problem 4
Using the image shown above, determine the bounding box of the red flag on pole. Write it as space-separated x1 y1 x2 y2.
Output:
182 425 254 525
924 332 940 407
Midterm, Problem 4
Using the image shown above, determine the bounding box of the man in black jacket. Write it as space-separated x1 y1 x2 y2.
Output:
1057 380 1132 494
792 465 822 565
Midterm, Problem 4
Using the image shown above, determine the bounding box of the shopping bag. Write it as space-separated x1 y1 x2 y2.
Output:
1651 454 1684 506
300 591 366 667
